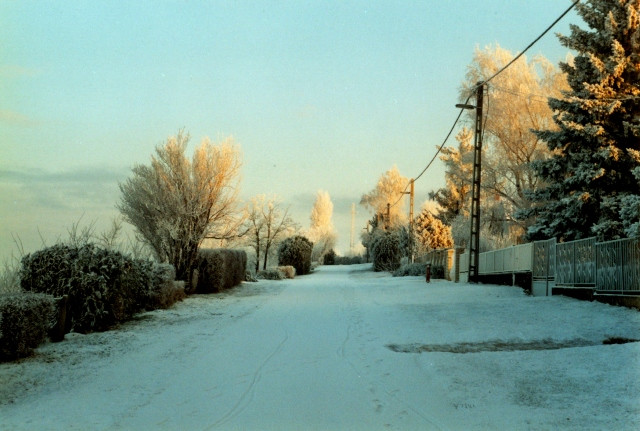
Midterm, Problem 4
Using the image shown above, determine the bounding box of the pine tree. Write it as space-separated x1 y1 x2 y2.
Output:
429 128 473 225
413 206 454 252
521 0 640 241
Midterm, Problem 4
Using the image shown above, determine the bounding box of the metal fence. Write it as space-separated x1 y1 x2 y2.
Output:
596 237 640 293
454 236 638 295
533 238 556 280
555 237 596 286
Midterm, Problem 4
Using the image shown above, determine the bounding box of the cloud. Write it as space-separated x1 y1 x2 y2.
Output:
0 65 40 79
0 109 40 127
0 166 129 211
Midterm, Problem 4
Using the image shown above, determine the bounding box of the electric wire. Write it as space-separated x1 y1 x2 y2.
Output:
387 0 581 211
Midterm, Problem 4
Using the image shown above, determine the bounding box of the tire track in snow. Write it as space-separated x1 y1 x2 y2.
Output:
206 331 289 429
338 278 445 431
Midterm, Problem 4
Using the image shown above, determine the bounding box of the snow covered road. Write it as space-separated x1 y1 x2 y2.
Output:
1 264 639 430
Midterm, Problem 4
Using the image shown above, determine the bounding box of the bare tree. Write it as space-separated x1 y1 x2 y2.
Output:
118 130 243 284
459 45 567 240
360 165 409 228
243 194 298 272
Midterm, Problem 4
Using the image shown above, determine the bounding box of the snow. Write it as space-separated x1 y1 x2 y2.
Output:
1 264 639 430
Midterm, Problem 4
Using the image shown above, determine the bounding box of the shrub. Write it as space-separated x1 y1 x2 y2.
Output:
20 243 178 333
333 255 365 265
371 231 402 272
277 265 296 279
245 271 258 282
278 235 313 275
323 249 336 265
195 249 247 293
146 263 185 310
0 293 55 361
257 269 285 280
393 262 427 277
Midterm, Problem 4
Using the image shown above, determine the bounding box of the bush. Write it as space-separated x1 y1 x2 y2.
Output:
257 269 285 280
0 293 55 361
371 231 402 272
20 243 179 333
323 249 336 265
245 271 258 282
393 262 427 277
277 265 296 279
146 263 185 310
194 249 247 293
278 236 313 275
333 255 365 265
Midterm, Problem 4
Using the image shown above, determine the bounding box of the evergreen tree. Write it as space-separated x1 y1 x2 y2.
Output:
521 0 640 241
413 207 454 252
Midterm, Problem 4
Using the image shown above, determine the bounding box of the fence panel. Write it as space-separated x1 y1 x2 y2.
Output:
533 238 556 279
556 237 596 286
478 244 532 275
596 237 640 293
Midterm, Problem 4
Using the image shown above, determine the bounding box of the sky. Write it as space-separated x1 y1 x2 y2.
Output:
0 0 580 260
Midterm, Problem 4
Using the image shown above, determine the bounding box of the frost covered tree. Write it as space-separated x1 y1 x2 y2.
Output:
118 131 242 285
462 45 567 237
308 190 337 262
430 128 474 225
242 194 298 272
413 206 454 252
360 165 409 228
521 0 640 241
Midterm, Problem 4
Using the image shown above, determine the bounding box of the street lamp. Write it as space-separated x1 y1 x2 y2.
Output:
457 82 485 282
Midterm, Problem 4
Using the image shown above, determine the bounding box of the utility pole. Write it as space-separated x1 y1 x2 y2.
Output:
403 179 415 262
468 82 484 282
350 203 355 255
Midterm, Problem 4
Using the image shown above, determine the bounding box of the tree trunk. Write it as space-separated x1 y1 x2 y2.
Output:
263 243 270 270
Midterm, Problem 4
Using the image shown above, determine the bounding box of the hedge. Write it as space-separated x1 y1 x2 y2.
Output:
257 269 285 280
194 249 247 293
393 262 427 277
20 243 182 334
0 293 55 361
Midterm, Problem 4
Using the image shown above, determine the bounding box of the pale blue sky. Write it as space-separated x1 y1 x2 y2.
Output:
0 0 578 259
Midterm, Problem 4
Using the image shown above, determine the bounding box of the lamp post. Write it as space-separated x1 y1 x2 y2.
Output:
456 81 484 283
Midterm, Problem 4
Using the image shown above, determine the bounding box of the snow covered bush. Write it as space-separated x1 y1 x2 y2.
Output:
323 249 336 265
19 243 175 333
393 263 427 277
146 263 185 310
0 293 55 361
194 249 247 293
333 255 365 265
370 230 402 272
257 269 285 280
277 265 296 279
278 235 313 276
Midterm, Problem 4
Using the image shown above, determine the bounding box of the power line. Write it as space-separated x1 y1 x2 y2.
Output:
388 0 581 210
481 0 581 87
